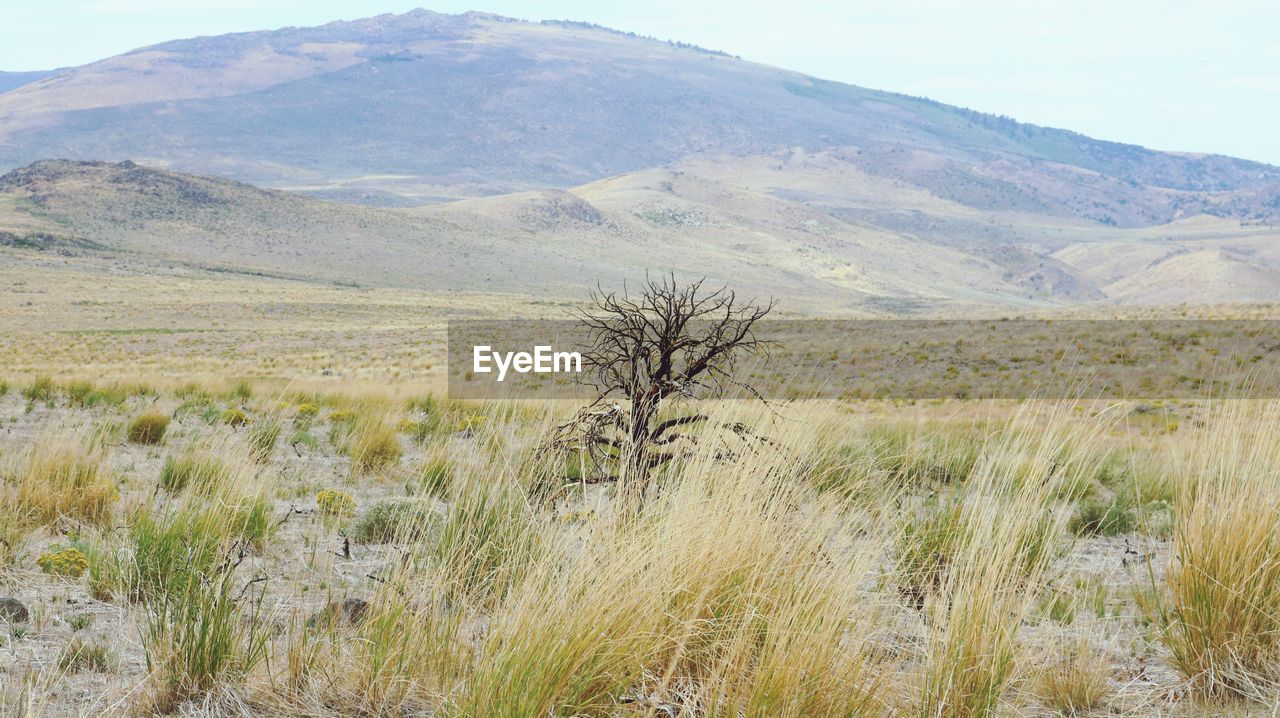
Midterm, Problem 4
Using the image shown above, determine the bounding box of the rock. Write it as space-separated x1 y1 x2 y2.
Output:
0 597 29 624
306 597 369 629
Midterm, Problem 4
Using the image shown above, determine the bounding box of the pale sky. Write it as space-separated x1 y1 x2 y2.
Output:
3 1 1279 164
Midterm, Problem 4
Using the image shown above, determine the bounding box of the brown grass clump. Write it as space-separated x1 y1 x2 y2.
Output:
127 411 171 445
4 432 118 527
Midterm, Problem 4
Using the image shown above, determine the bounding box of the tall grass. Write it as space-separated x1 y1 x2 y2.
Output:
456 403 888 717
916 406 1110 718
3 431 118 527
1158 400 1280 699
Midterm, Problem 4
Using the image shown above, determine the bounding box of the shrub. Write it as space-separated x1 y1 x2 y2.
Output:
67 613 94 631
350 422 402 473
1069 495 1136 537
37 547 90 577
231 379 253 401
434 485 540 606
451 414 487 436
127 412 171 445
0 379 8 397
406 395 437 415
220 408 250 427
327 410 356 424
896 500 966 610
248 419 281 463
111 498 273 603
58 637 116 673
316 489 356 518
350 498 442 544
23 375 56 404
288 430 317 452
295 403 320 420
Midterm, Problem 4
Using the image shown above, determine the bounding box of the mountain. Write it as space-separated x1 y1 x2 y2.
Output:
2 10 1279 310
1 9 1278 219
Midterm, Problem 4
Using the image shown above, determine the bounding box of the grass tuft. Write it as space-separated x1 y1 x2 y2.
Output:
127 411 171 445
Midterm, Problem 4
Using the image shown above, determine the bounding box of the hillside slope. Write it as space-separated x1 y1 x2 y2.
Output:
0 159 1021 309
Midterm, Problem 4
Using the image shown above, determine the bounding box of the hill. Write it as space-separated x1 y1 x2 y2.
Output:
4 157 1279 310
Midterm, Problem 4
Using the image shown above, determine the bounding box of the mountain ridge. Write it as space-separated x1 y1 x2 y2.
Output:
1 8 1277 214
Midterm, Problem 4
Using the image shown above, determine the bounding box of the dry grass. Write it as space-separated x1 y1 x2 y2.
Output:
1029 630 1113 715
1157 400 1280 700
3 430 118 527
3 372 1280 716
126 411 170 445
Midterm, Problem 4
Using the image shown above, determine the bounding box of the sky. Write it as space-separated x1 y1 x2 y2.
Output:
3 1 1279 164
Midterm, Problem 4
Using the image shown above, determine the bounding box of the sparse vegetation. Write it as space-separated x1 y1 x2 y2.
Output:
349 497 441 544
1 363 1278 715
59 637 116 674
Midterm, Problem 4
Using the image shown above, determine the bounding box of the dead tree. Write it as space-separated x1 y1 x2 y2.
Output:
545 275 775 504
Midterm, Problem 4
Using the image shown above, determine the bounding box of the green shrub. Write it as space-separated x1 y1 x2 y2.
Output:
142 565 267 711
327 409 357 424
231 380 253 401
0 379 9 397
288 430 318 452
112 499 273 602
316 489 356 518
294 403 320 420
406 395 437 415
247 419 281 463
434 486 541 606
897 501 967 610
1069 496 1136 537
898 495 1056 611
350 498 442 544
127 412 171 445
220 408 250 427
